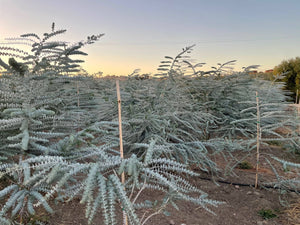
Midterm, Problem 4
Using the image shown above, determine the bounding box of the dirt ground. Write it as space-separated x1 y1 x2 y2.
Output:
1 146 299 225
46 146 300 225
48 179 289 225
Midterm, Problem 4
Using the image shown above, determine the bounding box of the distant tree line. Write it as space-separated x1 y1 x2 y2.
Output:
273 57 300 95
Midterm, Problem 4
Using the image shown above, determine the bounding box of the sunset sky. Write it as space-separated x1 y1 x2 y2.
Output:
0 0 300 76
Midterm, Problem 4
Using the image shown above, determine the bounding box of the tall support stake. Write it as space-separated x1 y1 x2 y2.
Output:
297 89 300 117
76 81 80 131
255 91 261 189
116 80 128 225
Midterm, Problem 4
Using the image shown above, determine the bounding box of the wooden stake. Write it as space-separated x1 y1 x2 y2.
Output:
116 80 128 225
77 81 80 131
77 81 80 108
297 89 300 132
255 91 260 189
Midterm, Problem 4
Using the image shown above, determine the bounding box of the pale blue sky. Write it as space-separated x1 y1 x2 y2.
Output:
0 0 300 75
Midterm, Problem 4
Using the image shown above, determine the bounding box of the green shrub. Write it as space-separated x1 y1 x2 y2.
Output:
258 208 277 219
237 161 253 169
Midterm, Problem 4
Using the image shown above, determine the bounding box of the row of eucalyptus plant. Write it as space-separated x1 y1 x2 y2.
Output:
0 24 226 225
1 23 299 224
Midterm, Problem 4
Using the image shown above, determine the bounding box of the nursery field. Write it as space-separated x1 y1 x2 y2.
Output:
1 26 300 225
1 73 300 225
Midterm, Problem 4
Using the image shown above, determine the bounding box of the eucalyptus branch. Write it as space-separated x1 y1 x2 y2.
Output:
141 197 170 225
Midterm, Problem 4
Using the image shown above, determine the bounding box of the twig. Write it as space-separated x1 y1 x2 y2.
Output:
132 178 147 204
128 182 135 201
141 198 170 225
140 211 148 223
116 80 128 225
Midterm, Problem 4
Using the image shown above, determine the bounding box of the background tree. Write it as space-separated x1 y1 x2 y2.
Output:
273 57 300 94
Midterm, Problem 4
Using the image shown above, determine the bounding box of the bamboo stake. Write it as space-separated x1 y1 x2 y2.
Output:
255 91 260 189
77 81 80 108
297 89 300 132
77 81 80 131
297 89 300 116
116 80 128 225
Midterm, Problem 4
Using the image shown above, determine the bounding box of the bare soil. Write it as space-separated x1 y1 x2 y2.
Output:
1 146 299 225
47 146 300 225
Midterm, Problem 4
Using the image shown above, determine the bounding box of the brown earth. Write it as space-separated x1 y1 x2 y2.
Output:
1 145 299 225
46 146 300 225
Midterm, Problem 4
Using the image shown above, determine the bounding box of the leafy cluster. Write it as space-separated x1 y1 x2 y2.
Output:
0 22 104 76
273 57 300 94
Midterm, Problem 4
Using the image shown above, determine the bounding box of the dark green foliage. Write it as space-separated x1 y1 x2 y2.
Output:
258 208 277 219
273 57 300 94
237 161 253 169
8 58 27 76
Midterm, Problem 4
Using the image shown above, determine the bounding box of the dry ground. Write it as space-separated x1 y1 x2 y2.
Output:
1 145 299 225
47 146 300 225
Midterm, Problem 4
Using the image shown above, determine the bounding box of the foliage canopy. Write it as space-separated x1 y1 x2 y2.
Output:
273 57 300 94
